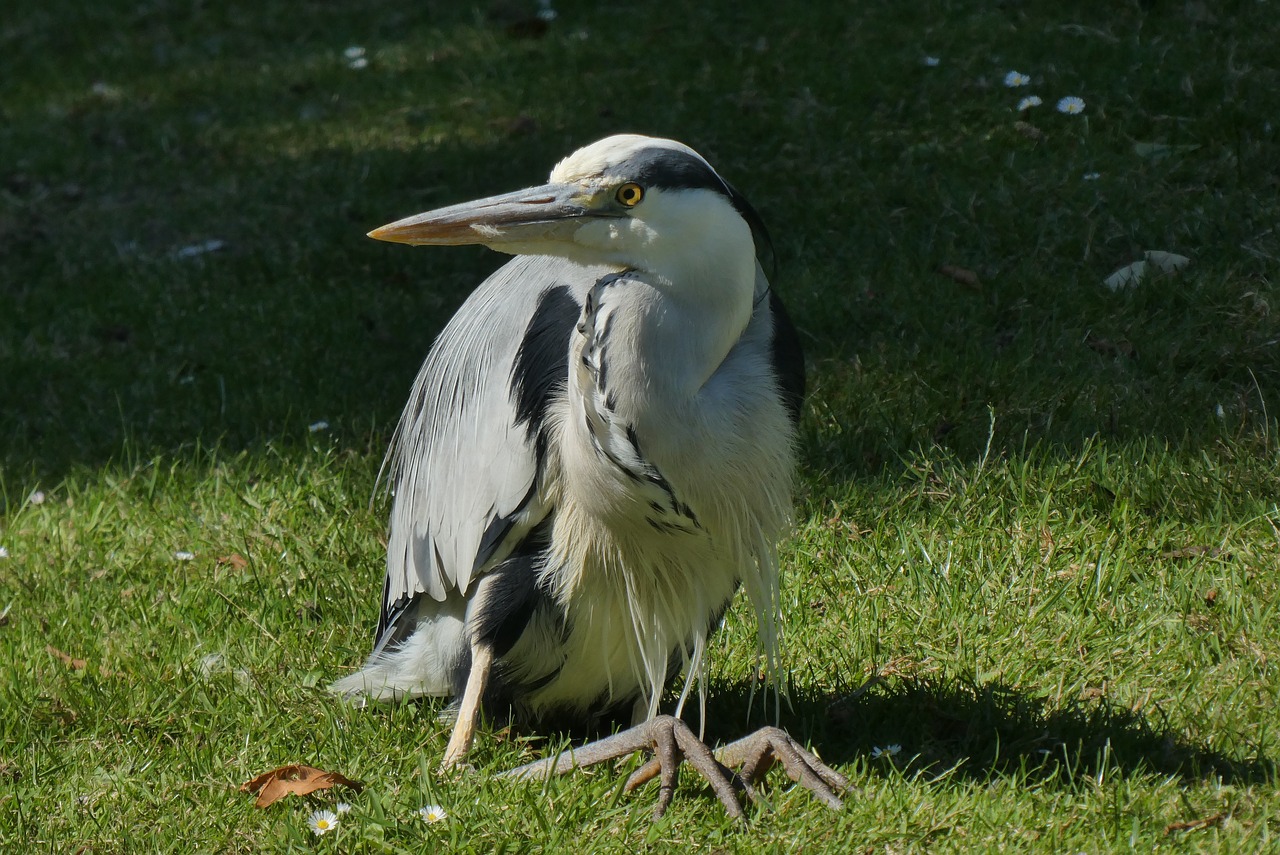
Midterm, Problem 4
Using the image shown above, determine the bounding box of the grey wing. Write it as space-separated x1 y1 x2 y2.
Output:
373 254 603 651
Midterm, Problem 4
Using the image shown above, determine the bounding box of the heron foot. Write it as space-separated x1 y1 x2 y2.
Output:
501 716 845 821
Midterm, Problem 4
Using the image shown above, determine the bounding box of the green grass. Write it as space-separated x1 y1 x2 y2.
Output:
3 0 1279 850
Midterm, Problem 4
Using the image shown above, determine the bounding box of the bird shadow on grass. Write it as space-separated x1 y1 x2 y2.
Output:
677 675 1276 790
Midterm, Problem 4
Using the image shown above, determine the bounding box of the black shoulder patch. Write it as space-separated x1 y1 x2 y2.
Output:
768 290 806 427
511 285 580 439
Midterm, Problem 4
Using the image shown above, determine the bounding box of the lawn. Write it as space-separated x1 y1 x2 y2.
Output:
2 0 1279 851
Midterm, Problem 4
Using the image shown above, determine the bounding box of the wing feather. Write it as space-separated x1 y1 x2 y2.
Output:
376 255 607 648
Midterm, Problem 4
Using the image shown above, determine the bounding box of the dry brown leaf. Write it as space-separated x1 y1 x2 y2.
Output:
217 553 249 570
47 645 87 670
937 264 982 291
1014 120 1046 141
1104 250 1192 291
1144 249 1191 273
240 764 363 808
1104 259 1147 291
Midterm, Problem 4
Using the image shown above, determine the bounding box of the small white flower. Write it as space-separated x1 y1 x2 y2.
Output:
923 56 941 67
1004 71 1031 87
1056 96 1086 114
343 46 365 60
418 804 448 823
0 546 8 559
536 0 557 21
175 550 195 561
348 57 369 70
870 743 902 759
308 420 330 433
1082 172 1101 181
335 802 352 814
308 809 339 836
1016 95 1043 111
1215 403 1225 418
29 490 46 505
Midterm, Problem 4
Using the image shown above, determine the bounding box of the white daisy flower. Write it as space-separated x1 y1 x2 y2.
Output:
1082 172 1101 181
1057 96 1086 114
0 546 8 559
335 802 352 814
1017 95 1043 111
308 420 330 433
870 743 902 759
418 804 448 823
1004 71 1031 87
923 56 941 67
348 57 369 70
343 46 365 60
29 490 46 505
308 809 339 835
175 550 195 561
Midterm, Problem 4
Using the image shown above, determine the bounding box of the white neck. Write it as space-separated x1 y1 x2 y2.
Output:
584 190 757 404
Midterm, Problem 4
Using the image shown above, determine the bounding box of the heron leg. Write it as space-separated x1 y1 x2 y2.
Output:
440 642 494 769
503 719 846 820
502 715 743 821
503 715 747 821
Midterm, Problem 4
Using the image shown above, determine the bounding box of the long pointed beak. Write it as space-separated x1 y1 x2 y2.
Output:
368 183 600 247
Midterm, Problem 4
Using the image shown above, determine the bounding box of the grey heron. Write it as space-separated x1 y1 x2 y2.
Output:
332 134 845 818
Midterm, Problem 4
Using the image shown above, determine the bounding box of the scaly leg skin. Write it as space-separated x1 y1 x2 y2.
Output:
440 643 494 770
502 716 846 820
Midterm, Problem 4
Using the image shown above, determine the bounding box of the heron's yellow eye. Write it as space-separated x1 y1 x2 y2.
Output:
615 182 644 207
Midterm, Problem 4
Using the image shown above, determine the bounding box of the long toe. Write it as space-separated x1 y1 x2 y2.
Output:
716 726 847 811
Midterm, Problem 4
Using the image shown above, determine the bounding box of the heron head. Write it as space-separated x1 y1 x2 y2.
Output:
368 134 770 278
